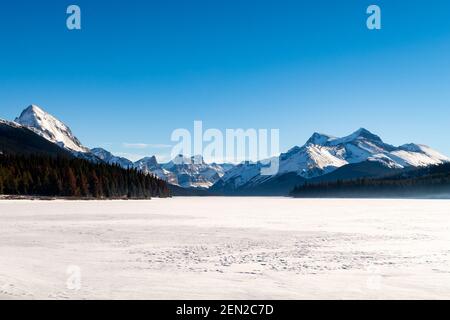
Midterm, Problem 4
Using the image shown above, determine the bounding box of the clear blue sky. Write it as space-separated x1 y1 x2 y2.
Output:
1 0 449 161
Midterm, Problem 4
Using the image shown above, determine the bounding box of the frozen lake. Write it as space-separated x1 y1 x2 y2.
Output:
1 197 450 299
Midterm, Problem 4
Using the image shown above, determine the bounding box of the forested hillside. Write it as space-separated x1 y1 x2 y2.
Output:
0 121 72 158
0 154 171 199
290 163 450 198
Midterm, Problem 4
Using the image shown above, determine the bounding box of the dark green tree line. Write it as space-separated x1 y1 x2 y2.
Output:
291 163 450 198
0 154 171 199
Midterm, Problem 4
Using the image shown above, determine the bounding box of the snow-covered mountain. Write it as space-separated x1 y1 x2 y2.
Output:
159 155 232 188
0 118 73 158
95 151 232 189
213 128 449 193
15 105 89 153
134 156 178 184
7 105 232 188
111 153 234 188
277 128 448 176
91 148 134 168
7 105 449 193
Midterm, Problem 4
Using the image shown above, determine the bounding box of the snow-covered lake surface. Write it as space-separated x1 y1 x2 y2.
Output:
1 197 450 300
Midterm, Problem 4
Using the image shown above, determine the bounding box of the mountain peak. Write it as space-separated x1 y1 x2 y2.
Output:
91 147 113 157
17 104 44 120
351 128 381 140
19 104 48 119
328 128 384 146
91 148 134 168
170 154 205 165
143 155 158 165
400 143 427 152
15 104 88 153
26 104 42 112
134 156 161 172
191 155 205 164
305 128 382 147
306 132 336 146
355 127 370 133
172 154 190 164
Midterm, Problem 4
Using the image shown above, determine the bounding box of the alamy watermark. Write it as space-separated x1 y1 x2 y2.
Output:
66 5 381 31
66 265 82 291
171 121 280 176
367 5 382 30
66 5 81 30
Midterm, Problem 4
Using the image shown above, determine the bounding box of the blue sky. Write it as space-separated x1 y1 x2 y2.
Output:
0 0 450 161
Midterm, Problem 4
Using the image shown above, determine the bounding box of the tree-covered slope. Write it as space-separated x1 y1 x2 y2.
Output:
291 163 450 198
0 154 170 199
0 121 72 158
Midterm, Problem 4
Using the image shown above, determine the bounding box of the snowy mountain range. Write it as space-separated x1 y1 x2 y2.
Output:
211 128 449 195
133 155 177 184
2 104 449 194
10 105 231 188
160 155 232 188
90 148 134 168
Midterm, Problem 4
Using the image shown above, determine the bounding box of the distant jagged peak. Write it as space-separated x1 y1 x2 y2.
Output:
169 154 190 165
91 147 113 157
136 155 159 166
90 148 134 168
168 154 206 165
304 128 383 148
329 128 383 145
191 154 205 164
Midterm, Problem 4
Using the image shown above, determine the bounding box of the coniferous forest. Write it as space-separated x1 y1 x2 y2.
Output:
290 163 450 198
0 154 171 199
